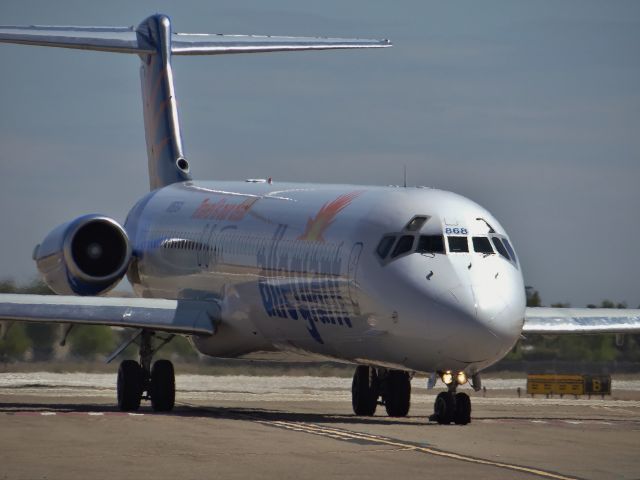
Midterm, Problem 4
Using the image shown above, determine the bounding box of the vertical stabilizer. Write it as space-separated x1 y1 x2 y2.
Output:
136 15 191 190
0 15 390 191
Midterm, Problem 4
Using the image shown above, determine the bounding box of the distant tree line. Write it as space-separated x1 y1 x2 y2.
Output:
0 279 197 364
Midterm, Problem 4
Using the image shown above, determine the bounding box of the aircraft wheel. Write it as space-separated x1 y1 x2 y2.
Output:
454 392 471 425
433 391 455 424
150 359 175 412
352 366 378 416
384 370 411 417
117 359 143 411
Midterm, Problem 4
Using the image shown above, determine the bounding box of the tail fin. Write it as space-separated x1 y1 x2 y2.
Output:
136 15 190 189
0 14 390 190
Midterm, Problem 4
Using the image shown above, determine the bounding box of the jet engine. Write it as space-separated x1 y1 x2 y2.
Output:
33 215 132 296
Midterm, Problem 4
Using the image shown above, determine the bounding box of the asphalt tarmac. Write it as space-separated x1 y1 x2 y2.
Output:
0 374 638 480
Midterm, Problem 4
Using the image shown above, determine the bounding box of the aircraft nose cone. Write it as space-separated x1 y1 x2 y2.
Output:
443 283 524 363
472 283 524 357
474 285 516 332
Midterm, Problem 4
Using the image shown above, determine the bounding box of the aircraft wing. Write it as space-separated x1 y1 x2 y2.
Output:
523 307 640 334
0 294 216 336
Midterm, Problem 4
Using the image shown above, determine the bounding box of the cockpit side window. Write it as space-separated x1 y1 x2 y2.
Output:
447 236 469 253
502 238 518 265
472 236 494 254
417 235 445 254
391 235 415 258
376 235 396 259
491 237 511 260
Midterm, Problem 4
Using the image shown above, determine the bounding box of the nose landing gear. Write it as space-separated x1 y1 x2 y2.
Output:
429 371 472 425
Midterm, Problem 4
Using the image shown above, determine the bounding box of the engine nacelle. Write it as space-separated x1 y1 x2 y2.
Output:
34 215 132 296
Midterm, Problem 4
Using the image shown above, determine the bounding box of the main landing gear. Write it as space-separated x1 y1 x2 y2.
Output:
428 370 474 425
351 366 412 417
351 366 474 424
116 330 176 412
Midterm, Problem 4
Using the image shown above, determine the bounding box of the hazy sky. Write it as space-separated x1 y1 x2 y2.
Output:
0 0 638 307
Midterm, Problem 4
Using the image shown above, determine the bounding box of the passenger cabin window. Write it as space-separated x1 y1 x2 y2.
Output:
472 236 494 254
491 237 511 260
376 235 396 259
447 236 469 253
417 235 445 254
391 235 415 258
405 216 428 232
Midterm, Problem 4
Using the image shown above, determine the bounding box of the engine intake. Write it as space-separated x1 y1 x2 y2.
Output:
34 215 132 296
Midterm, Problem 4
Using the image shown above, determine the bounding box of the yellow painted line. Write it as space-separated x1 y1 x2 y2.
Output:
261 420 580 480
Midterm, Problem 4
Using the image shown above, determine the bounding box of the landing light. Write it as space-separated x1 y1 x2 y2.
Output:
440 370 467 386
442 371 454 385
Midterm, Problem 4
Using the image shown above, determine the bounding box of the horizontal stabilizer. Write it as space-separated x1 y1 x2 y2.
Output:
0 24 390 55
170 33 391 55
524 307 640 334
0 25 146 53
0 294 217 336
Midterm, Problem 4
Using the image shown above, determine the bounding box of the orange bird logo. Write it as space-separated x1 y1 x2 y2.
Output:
298 191 362 242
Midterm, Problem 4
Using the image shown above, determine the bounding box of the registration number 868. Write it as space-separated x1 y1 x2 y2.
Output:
445 227 468 235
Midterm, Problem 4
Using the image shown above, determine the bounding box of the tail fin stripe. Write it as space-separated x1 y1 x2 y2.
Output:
150 100 172 144
151 137 170 162
149 67 168 109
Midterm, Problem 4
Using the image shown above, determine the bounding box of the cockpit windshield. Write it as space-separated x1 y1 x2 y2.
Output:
472 236 494 254
375 216 518 268
416 235 445 254
447 236 469 252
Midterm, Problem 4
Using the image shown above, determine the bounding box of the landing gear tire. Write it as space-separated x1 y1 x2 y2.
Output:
432 391 455 424
384 370 411 417
454 392 471 425
352 366 378 416
117 360 143 412
150 359 175 412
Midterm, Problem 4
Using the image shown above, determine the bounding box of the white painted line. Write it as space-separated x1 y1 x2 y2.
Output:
88 412 104 416
40 412 56 416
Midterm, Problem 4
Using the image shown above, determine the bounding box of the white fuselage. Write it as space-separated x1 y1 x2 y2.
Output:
125 180 525 376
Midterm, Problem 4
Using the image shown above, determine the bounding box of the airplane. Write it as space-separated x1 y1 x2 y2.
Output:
1 13 639 425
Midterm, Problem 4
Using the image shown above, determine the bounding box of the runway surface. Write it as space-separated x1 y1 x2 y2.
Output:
0 373 638 479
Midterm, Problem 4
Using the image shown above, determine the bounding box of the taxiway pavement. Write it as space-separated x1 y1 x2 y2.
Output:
0 374 638 480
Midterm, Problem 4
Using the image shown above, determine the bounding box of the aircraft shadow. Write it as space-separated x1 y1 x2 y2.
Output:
174 404 425 427
0 401 428 426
